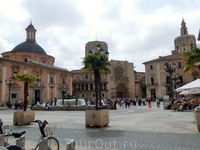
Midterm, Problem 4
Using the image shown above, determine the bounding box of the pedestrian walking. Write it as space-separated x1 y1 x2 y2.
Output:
156 98 160 108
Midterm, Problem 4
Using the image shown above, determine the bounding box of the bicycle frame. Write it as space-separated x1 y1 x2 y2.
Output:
31 120 57 150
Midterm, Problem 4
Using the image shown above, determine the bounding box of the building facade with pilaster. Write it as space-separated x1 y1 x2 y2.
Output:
0 23 72 105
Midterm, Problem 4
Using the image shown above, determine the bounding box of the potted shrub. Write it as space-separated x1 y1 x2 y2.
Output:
13 74 39 125
82 53 111 127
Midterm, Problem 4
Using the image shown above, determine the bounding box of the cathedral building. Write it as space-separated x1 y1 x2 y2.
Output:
72 41 145 100
143 19 199 99
0 23 72 106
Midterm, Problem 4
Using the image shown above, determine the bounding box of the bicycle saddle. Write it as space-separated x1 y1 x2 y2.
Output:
12 131 26 138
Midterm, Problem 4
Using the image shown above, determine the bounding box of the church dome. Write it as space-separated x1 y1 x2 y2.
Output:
11 22 47 55
12 41 47 55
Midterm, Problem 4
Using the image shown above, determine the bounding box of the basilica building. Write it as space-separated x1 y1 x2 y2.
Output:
0 23 72 106
143 19 199 99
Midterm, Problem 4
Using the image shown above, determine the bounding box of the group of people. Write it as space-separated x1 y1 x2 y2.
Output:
14 101 24 110
98 97 156 109
168 97 196 111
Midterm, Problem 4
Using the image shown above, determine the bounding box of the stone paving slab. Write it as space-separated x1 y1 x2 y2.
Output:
0 102 200 150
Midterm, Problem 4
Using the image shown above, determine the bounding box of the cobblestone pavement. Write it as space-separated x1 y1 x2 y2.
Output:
0 102 200 150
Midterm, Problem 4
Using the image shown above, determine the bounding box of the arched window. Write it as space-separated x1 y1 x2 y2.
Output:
24 58 28 62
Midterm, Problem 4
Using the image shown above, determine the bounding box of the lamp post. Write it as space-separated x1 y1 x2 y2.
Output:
96 43 103 106
75 84 80 98
5 77 16 104
93 43 109 106
171 73 181 98
49 82 55 105
164 60 176 99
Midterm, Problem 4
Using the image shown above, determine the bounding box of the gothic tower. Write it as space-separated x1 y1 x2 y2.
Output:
174 19 196 53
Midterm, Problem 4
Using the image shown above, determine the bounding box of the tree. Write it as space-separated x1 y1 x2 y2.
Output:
14 74 39 111
182 45 200 74
81 54 111 110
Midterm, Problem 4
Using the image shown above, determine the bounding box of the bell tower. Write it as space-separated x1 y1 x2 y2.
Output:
174 19 196 53
180 18 188 36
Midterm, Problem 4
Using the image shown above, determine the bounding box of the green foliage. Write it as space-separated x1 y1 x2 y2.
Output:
81 53 111 73
14 73 39 84
81 53 111 110
182 45 200 74
14 73 39 111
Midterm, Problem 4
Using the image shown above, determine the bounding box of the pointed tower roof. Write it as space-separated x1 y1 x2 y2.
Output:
180 18 188 36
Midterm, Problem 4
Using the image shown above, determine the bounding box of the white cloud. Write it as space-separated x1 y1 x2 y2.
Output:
0 0 200 72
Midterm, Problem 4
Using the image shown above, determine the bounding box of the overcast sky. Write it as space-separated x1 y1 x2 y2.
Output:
0 0 200 72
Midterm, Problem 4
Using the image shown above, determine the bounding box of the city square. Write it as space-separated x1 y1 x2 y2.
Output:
0 1 200 150
1 102 200 150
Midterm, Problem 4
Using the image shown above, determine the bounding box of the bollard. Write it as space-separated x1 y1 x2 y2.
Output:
38 137 48 150
0 134 4 146
16 135 25 150
66 139 75 150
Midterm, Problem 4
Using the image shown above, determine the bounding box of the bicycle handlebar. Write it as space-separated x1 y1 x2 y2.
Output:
30 120 48 137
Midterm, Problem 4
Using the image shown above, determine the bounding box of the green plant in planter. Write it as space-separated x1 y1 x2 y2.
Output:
14 73 39 111
81 53 111 110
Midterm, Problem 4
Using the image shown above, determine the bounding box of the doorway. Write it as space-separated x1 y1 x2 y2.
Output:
35 90 40 102
62 91 66 99
116 83 128 98
117 92 123 98
150 89 156 101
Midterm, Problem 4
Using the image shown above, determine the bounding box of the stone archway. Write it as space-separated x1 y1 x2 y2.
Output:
116 83 129 98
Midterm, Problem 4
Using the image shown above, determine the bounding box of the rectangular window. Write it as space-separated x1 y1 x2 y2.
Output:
150 65 153 69
37 75 40 82
166 76 170 84
167 86 171 92
104 84 106 90
179 76 183 83
82 94 84 97
135 77 137 80
178 62 181 68
11 94 17 99
90 84 93 90
85 84 88 90
93 94 95 97
82 84 84 90
151 78 154 85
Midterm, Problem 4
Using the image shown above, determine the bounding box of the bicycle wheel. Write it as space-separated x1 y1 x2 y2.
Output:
47 137 60 150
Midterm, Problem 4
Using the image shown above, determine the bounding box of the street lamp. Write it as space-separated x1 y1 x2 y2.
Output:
49 82 55 105
5 77 16 104
96 43 103 106
94 43 109 106
164 60 176 99
171 73 181 98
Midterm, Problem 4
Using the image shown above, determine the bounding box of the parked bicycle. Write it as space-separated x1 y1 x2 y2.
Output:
0 119 24 150
30 120 60 150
